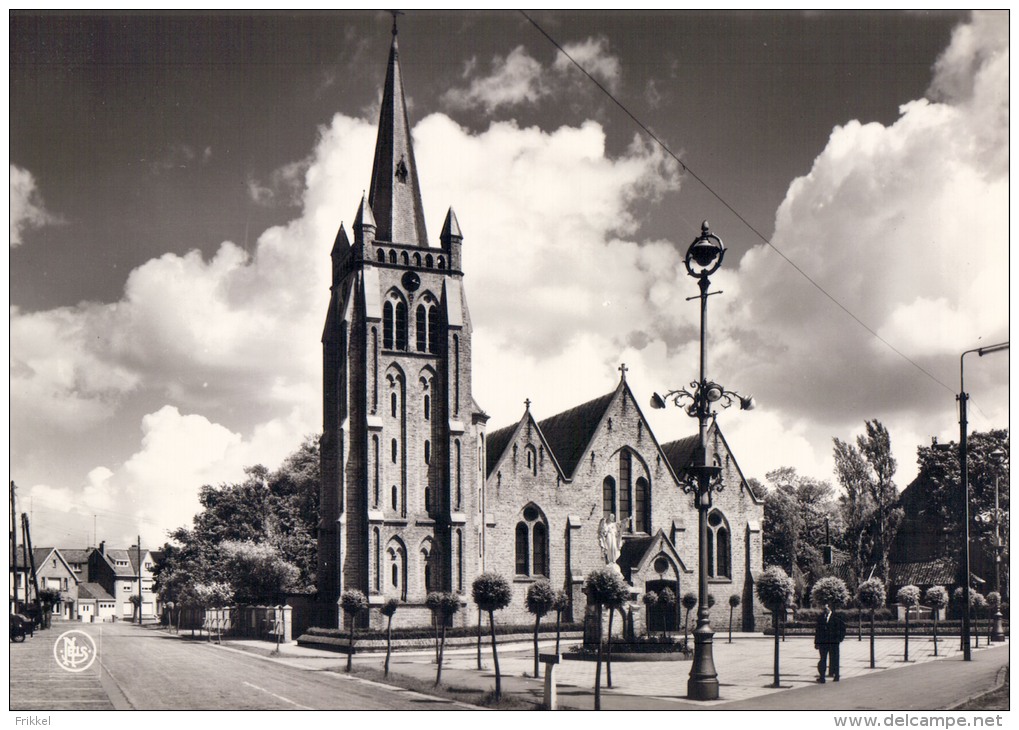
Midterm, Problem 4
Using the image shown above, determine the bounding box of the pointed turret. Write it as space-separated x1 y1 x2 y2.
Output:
367 27 429 247
440 207 463 271
331 223 350 260
353 193 376 247
331 223 350 281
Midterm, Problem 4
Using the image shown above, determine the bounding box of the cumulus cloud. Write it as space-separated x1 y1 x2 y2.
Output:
443 46 546 112
10 164 60 247
442 36 623 112
717 10 1008 481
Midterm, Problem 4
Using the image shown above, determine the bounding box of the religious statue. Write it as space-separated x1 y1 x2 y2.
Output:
598 513 629 567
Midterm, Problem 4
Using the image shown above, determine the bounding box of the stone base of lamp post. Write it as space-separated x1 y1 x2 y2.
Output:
687 623 719 700
991 611 1005 643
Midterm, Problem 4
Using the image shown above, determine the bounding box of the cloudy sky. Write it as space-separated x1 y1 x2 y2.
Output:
10 10 1009 549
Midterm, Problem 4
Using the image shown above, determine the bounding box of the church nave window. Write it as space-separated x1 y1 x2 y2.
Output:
634 477 650 534
515 504 549 578
707 510 731 579
602 476 616 523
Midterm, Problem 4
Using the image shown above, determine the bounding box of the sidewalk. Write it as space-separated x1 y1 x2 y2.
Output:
218 630 1009 711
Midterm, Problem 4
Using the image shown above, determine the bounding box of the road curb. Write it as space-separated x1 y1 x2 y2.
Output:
942 664 1009 711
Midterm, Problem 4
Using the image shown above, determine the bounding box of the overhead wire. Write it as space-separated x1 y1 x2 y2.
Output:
519 10 958 397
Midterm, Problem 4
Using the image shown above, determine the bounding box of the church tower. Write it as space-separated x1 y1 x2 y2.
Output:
319 21 487 625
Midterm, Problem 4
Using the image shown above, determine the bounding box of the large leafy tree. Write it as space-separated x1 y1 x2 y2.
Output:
910 429 1009 590
832 437 875 590
154 436 320 604
857 421 901 582
763 468 841 596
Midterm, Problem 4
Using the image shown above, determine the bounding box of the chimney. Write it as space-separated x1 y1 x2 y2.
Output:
99 540 106 557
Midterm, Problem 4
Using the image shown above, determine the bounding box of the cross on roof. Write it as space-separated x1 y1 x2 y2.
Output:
389 10 404 35
618 363 628 380
525 398 531 411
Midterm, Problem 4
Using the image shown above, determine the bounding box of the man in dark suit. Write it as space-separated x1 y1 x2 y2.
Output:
814 602 846 682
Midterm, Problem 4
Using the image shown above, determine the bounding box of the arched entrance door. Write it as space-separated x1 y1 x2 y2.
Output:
645 578 679 633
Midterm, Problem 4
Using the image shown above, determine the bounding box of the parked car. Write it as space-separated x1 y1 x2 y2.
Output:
10 613 35 642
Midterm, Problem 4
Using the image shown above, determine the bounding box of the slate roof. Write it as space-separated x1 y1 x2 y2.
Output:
103 549 141 577
535 390 616 479
889 558 958 588
485 423 518 478
77 582 115 601
59 548 93 565
14 548 55 570
660 434 698 474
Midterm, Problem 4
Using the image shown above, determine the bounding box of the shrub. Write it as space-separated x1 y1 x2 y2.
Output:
756 567 795 611
857 579 886 610
811 577 850 608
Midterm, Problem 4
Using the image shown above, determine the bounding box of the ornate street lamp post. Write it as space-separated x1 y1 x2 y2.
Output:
651 222 754 701
989 448 1007 642
958 341 1008 661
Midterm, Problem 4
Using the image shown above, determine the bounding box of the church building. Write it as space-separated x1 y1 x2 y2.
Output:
318 23 765 633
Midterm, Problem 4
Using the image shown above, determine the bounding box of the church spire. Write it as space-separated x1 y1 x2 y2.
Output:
367 19 428 247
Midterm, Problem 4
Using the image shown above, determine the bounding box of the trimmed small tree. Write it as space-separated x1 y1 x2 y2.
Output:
426 591 443 663
971 593 986 648
37 586 62 629
129 594 142 624
986 592 1002 644
380 598 399 677
857 578 886 669
756 566 795 687
811 577 851 610
897 585 921 661
953 587 966 650
584 567 629 710
553 590 570 655
340 589 368 673
434 593 461 686
643 591 659 638
728 594 740 643
603 583 629 689
472 572 512 700
925 586 948 656
681 591 698 648
526 580 556 678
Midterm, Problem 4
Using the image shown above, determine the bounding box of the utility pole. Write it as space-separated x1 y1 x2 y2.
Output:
137 536 143 625
22 514 41 623
10 481 19 611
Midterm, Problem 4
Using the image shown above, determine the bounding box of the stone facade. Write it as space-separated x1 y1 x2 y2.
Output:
318 27 767 634
484 380 767 633
318 30 486 628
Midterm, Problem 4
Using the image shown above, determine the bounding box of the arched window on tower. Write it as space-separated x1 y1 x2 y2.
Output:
424 394 430 420
416 304 427 352
383 302 394 349
376 249 385 263
707 510 731 579
395 301 407 350
428 305 440 354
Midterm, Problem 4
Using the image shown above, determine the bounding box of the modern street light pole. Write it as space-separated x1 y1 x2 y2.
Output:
650 222 754 701
958 341 1008 661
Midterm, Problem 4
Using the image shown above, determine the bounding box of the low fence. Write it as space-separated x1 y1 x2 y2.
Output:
169 605 292 643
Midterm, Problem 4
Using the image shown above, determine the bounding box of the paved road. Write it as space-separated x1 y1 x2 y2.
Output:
11 621 467 711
